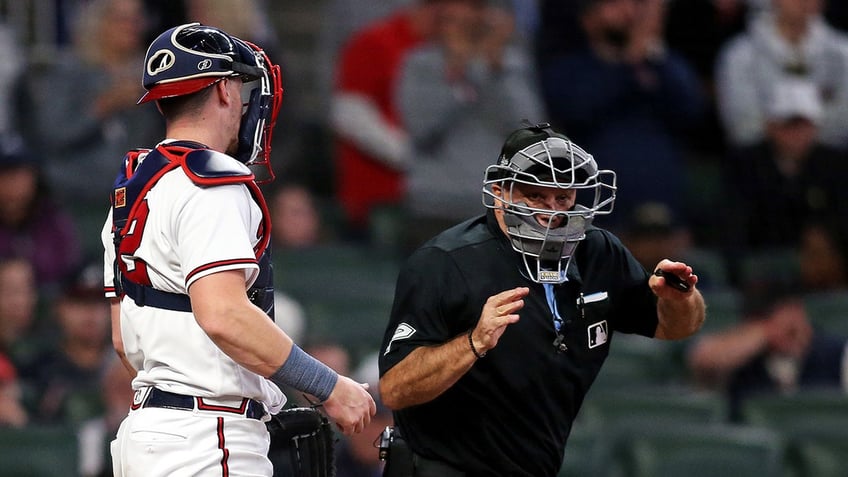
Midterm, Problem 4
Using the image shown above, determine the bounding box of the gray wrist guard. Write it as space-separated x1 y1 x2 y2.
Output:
270 345 338 402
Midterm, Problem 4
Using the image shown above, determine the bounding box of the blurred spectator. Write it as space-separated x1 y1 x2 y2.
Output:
618 201 730 291
316 0 412 117
272 291 306 345
725 78 848 252
17 261 112 426
305 341 352 376
141 0 188 43
687 280 847 421
664 0 750 158
183 0 280 58
534 0 587 67
619 201 693 272
0 352 27 428
18 0 162 220
331 0 454 239
825 0 848 32
539 0 705 227
267 181 324 347
666 0 751 87
0 18 23 136
398 0 545 248
77 356 133 477
715 0 848 151
0 256 41 361
0 133 82 290
270 182 325 249
798 217 848 293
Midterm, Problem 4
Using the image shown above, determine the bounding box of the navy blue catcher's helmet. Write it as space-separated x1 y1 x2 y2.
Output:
138 23 283 178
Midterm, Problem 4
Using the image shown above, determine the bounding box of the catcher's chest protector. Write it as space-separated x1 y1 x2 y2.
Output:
111 141 274 318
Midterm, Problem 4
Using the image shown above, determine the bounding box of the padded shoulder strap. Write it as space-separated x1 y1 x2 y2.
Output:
182 149 255 186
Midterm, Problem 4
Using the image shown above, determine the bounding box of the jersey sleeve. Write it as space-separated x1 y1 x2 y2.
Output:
379 246 470 375
604 232 660 337
174 183 261 290
102 207 117 298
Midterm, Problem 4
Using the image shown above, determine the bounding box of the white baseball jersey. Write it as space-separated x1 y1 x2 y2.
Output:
102 147 286 413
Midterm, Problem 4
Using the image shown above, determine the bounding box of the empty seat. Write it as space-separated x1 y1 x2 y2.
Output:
609 422 786 477
0 425 80 477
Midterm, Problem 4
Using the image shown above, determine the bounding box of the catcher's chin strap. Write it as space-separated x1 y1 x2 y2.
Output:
267 406 336 477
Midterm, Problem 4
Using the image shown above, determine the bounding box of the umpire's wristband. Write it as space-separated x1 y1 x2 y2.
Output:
270 345 339 402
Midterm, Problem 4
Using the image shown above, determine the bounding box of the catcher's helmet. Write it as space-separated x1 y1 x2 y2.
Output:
139 23 283 178
482 123 616 283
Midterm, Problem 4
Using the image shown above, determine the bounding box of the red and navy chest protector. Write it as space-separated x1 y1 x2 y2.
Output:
111 141 275 319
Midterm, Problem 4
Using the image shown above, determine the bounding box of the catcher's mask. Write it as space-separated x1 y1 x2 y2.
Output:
482 123 616 283
138 23 283 181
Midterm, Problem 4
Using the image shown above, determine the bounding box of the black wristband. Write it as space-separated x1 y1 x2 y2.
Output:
468 330 486 359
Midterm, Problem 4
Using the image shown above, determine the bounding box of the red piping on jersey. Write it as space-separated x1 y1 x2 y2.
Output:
217 417 230 477
245 180 272 258
185 258 258 285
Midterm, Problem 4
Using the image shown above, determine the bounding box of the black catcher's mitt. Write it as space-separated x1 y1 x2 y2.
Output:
267 407 336 477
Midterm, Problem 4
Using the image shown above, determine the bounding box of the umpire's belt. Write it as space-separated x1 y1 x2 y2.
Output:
137 387 265 420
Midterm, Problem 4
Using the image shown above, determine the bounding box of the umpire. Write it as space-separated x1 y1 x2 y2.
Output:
377 123 705 476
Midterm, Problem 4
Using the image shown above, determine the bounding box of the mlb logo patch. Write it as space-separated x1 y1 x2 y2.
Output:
587 320 608 349
115 187 127 208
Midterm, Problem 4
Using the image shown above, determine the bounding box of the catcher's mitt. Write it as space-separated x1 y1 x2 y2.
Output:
267 407 336 477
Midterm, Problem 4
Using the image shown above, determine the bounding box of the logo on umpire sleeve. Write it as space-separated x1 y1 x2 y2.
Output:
384 322 416 355
587 320 608 349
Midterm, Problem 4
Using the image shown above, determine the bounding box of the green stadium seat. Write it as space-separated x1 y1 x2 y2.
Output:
609 422 787 477
740 390 848 429
738 248 799 289
803 291 848 336
0 425 80 477
559 423 605 477
701 288 743 334
590 334 685 390
739 391 848 477
579 386 726 431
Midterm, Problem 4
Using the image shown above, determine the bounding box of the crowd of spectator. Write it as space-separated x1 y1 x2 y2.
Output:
1 0 848 475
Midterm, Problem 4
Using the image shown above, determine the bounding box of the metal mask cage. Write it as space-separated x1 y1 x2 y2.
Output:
481 136 617 283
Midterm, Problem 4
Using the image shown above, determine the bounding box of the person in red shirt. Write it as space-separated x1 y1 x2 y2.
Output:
331 0 485 237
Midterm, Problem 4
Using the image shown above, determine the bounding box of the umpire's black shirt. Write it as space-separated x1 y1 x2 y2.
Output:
379 211 659 476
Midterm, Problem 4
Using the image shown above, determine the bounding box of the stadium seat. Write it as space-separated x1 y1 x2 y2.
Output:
0 425 80 477
608 422 787 477
589 334 686 391
700 288 743 334
684 247 730 291
558 422 605 477
737 248 799 289
578 385 726 431
803 291 848 336
739 391 848 477
739 389 848 429
274 244 399 303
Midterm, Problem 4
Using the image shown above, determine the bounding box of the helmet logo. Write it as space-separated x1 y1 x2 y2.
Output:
147 49 176 76
197 59 213 71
